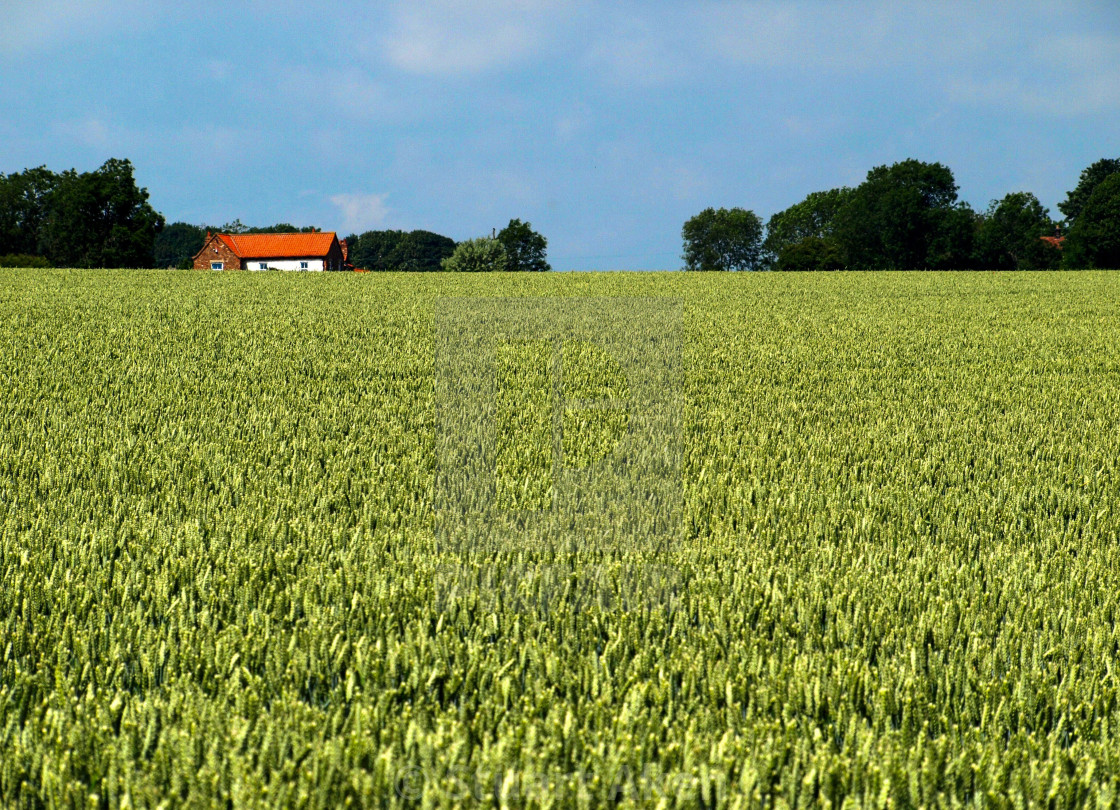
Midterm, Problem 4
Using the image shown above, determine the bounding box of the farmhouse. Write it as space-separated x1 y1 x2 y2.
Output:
192 231 348 271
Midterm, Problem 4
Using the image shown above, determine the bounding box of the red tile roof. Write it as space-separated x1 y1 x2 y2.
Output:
216 232 338 259
1040 236 1066 249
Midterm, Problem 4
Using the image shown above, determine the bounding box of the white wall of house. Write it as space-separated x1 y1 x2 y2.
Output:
248 259 326 272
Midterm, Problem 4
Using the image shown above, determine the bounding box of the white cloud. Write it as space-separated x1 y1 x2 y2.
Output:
698 0 1000 72
554 102 593 142
0 0 155 55
675 0 1120 117
280 67 403 123
175 125 264 167
581 27 693 88
57 118 113 149
565 1 1005 90
653 163 710 204
947 29 1120 116
205 60 232 82
949 74 1120 117
378 0 573 76
331 192 391 233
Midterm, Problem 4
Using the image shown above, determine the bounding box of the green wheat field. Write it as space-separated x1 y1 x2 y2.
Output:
3 269 1120 808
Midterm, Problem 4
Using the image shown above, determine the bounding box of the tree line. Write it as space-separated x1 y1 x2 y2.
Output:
343 221 549 273
153 220 321 269
0 159 164 269
682 157 1120 271
0 158 551 272
4 156 1118 271
156 217 550 272
150 221 464 271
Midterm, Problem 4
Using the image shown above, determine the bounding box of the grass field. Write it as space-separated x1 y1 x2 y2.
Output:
3 269 1120 808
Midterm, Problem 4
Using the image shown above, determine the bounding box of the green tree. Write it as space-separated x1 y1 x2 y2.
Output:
681 207 765 271
440 236 508 272
348 230 403 271
348 229 455 271
39 158 164 268
0 166 58 259
975 192 1059 270
764 188 854 265
1064 173 1120 268
833 159 972 270
154 222 208 268
926 203 979 270
0 254 52 268
775 237 846 271
211 221 320 234
394 230 457 272
1057 158 1120 227
245 223 320 234
216 219 250 234
496 218 550 272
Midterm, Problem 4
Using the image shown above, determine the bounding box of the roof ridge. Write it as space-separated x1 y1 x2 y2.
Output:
214 231 339 260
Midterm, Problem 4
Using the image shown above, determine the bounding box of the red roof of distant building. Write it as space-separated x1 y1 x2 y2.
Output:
1040 235 1066 249
216 232 338 258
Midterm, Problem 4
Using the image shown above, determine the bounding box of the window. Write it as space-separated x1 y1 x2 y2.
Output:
210 261 223 271
259 262 268 270
300 261 309 270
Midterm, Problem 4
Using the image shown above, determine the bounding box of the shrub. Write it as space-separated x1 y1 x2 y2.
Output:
440 236 508 272
775 237 845 271
0 254 52 268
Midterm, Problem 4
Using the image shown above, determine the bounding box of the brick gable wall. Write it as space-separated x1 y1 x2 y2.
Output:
192 236 243 270
326 239 344 270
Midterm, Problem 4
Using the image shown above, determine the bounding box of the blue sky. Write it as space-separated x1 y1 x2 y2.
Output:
2 1 1118 270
